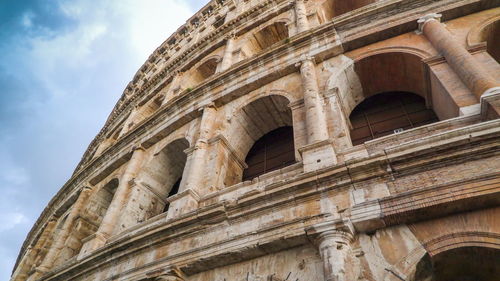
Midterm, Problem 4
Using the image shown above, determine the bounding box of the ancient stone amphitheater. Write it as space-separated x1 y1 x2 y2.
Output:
12 0 500 280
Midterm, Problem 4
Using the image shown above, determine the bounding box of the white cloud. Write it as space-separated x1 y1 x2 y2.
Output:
21 11 35 28
0 212 29 233
0 1 197 279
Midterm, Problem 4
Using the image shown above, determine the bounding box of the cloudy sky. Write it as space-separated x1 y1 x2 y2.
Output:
0 0 208 279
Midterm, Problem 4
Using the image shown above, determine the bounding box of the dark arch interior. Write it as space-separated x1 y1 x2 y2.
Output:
197 58 219 80
242 126 295 181
163 177 181 213
483 20 500 63
253 22 289 51
414 247 500 281
349 92 439 145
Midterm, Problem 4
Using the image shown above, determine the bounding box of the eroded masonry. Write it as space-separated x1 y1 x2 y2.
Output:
12 0 500 280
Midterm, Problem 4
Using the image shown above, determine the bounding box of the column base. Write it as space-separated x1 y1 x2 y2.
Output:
166 189 200 220
27 267 48 281
77 232 108 260
481 87 500 120
299 139 337 173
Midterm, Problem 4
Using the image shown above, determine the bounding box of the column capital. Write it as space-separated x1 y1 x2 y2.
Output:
224 31 237 41
295 56 316 68
198 102 217 112
417 13 442 33
306 219 355 245
131 145 146 152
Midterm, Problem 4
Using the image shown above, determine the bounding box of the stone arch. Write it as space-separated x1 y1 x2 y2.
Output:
467 14 500 63
320 0 377 20
384 231 500 281
136 138 190 214
83 178 119 228
190 55 222 85
326 49 432 120
326 51 443 145
225 94 295 183
241 21 290 57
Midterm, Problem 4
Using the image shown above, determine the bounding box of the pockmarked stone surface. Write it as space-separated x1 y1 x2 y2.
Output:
12 1 500 281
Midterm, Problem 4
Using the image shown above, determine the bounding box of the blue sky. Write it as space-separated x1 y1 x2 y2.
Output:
0 0 208 279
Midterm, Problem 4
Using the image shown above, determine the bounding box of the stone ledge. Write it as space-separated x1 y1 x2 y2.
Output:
351 173 500 233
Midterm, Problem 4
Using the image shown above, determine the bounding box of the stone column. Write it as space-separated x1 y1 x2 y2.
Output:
299 57 330 143
219 33 236 72
162 71 183 105
324 87 352 152
182 104 217 194
33 186 94 277
95 147 146 241
25 217 58 281
317 230 354 281
418 13 499 99
307 220 355 281
297 57 337 171
295 0 310 33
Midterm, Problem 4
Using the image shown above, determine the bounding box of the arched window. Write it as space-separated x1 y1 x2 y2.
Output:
243 126 296 181
224 95 295 185
479 20 500 63
320 0 376 21
244 22 289 56
196 58 219 81
414 247 500 281
349 92 438 145
137 138 189 216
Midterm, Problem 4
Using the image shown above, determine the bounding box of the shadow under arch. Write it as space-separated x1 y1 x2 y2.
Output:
224 94 295 183
336 51 445 145
467 14 500 63
191 55 222 85
136 138 190 215
241 21 289 57
384 231 500 281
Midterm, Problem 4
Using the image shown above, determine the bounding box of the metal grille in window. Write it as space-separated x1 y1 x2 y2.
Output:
243 126 296 181
349 92 439 145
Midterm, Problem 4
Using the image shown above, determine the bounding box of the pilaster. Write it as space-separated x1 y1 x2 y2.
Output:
80 147 146 256
219 33 236 72
297 57 337 171
295 0 309 33
306 219 355 281
33 185 94 276
181 104 218 195
418 13 499 99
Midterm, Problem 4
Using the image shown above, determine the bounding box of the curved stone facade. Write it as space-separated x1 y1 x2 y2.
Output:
12 1 500 280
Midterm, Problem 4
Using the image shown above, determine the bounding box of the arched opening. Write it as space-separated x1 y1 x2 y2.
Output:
86 179 119 227
320 0 376 20
74 179 118 258
413 247 500 281
349 92 438 145
225 95 295 184
244 22 289 56
137 138 189 216
243 126 296 181
193 57 219 83
346 52 448 145
478 20 500 63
